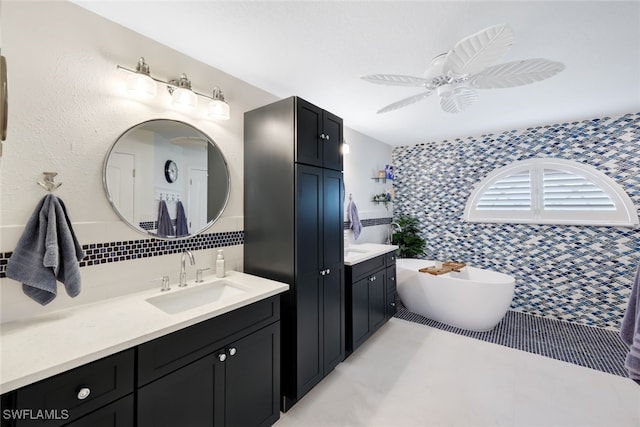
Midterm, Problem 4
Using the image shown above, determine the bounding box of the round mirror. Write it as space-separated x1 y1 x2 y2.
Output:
103 119 230 239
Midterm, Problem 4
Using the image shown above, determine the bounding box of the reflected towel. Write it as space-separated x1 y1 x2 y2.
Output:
620 263 640 380
175 201 189 237
156 200 174 237
5 194 85 305
348 199 362 240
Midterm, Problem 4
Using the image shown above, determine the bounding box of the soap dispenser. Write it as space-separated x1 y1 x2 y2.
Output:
216 249 225 278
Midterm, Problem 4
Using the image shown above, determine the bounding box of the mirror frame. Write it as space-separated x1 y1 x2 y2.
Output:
103 119 230 240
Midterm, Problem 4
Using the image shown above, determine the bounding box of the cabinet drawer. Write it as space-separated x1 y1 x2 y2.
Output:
385 251 397 266
137 296 280 386
13 350 134 427
349 255 385 283
64 394 133 427
386 266 396 293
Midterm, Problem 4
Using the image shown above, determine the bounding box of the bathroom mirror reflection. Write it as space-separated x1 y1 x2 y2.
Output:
103 119 230 239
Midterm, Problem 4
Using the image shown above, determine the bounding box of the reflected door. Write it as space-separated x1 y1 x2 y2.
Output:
106 152 135 222
189 168 208 232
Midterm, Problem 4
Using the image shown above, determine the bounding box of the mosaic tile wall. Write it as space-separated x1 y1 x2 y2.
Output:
0 231 244 278
392 113 640 330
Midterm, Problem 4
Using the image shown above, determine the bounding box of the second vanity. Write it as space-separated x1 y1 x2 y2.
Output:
0 272 288 427
344 243 399 354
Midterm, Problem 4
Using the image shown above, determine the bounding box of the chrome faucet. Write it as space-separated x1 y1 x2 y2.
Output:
179 249 196 287
387 222 402 245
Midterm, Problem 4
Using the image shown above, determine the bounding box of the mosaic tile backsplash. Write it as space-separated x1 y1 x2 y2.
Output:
392 113 640 330
0 231 244 278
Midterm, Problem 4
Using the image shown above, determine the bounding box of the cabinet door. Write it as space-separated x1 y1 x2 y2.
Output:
322 168 345 371
322 262 345 373
370 271 387 332
351 276 370 349
225 323 280 427
295 98 323 168
294 164 324 396
322 111 343 171
137 354 222 427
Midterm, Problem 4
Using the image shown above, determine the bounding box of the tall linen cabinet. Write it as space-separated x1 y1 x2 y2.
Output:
244 96 345 411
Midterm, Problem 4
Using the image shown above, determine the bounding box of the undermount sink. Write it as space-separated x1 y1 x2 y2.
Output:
345 247 369 256
146 280 247 314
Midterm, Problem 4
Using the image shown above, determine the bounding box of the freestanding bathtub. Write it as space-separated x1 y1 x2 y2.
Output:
396 259 515 332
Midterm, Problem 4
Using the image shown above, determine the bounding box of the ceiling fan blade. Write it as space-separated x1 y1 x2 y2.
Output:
377 91 433 113
439 87 478 113
443 24 515 78
361 74 431 87
469 58 565 89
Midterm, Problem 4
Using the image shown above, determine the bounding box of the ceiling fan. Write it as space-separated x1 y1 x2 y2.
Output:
361 24 565 114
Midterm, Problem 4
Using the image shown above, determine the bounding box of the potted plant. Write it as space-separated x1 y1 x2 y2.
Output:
391 215 426 258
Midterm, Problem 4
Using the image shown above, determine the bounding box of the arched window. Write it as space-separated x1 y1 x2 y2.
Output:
464 158 638 227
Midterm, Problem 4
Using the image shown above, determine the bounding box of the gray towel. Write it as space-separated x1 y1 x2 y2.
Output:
620 263 640 380
5 194 85 305
156 200 174 237
348 200 362 240
175 201 189 237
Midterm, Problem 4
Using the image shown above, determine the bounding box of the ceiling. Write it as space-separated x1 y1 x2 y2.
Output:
74 1 640 147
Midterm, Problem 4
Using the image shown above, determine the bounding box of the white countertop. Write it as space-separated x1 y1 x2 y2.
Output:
0 271 289 394
344 243 399 266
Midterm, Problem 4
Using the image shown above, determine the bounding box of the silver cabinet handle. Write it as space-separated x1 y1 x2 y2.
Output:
218 353 227 362
228 347 237 356
320 133 326 140
325 134 330 141
325 268 331 275
77 388 91 400
320 270 326 276
369 276 376 282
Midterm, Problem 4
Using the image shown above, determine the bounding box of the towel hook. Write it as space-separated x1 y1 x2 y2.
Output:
37 172 62 192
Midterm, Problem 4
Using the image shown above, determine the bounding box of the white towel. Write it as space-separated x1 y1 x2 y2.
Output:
348 200 362 240
620 263 640 380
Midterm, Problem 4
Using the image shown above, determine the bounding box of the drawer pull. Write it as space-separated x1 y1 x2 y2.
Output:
77 387 91 400
218 353 227 362
228 347 237 356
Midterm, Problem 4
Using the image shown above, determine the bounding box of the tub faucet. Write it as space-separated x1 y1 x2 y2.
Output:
387 222 403 244
179 249 196 287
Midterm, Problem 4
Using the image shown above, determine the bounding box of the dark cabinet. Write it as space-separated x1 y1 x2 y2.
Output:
137 297 280 427
245 97 344 412
346 251 397 354
138 322 280 427
295 97 343 171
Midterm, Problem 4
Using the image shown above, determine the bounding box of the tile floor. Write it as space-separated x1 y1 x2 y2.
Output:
274 318 640 427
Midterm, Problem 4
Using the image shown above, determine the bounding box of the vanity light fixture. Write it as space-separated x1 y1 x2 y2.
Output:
207 87 230 120
117 57 231 120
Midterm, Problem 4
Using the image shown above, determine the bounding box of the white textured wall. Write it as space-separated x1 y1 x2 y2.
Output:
0 1 276 322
